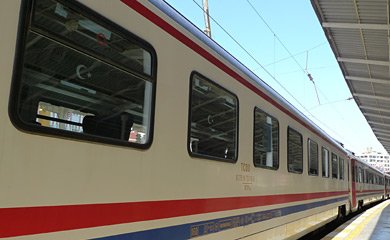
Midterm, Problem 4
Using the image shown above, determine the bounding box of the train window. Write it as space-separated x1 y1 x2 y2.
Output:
364 170 368 183
322 147 330 178
188 73 238 162
308 139 318 176
355 166 358 182
287 127 303 174
358 167 363 183
339 158 344 180
331 153 338 179
10 0 156 147
253 108 279 170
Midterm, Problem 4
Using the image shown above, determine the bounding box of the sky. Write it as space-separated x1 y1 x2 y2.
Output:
163 0 387 155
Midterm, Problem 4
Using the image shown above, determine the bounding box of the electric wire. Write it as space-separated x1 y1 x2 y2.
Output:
243 0 354 135
245 0 321 105
191 0 312 116
190 0 351 144
264 42 326 67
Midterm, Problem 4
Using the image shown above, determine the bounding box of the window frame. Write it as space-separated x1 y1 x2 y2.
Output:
9 0 157 149
331 153 338 179
339 157 344 180
308 139 319 176
287 127 303 174
322 147 330 178
253 107 279 170
187 71 239 163
358 167 363 183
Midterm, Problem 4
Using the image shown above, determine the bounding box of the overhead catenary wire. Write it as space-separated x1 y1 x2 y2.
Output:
264 42 326 67
190 0 349 143
305 51 321 104
191 0 311 116
244 0 353 123
245 0 321 105
309 97 353 110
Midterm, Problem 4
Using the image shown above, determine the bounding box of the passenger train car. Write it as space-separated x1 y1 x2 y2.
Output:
349 153 386 212
385 173 390 199
0 0 387 239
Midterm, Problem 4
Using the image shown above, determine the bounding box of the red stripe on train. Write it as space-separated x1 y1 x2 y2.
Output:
0 191 348 237
356 189 385 195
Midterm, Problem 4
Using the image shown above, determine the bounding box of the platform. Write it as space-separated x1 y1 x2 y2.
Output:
322 200 390 240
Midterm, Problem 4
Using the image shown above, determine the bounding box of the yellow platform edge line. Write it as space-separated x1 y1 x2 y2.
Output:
344 201 390 240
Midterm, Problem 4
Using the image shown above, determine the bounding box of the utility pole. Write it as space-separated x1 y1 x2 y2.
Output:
202 0 212 38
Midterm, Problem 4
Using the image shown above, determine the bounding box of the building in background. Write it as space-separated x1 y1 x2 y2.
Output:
357 147 390 174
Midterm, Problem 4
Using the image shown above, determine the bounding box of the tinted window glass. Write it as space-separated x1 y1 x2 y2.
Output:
339 158 344 180
308 139 319 176
189 73 238 162
358 167 363 183
288 127 303 173
322 147 330 178
332 153 338 179
254 108 279 169
307 139 318 175
11 0 155 146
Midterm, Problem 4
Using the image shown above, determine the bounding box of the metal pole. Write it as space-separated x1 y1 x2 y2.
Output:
203 0 212 37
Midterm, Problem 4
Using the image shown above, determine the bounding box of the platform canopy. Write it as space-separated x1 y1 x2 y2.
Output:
311 0 390 153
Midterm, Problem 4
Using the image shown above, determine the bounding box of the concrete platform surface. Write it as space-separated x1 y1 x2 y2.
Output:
322 200 390 240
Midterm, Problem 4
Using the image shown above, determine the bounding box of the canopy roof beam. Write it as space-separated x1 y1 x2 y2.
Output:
322 22 390 30
338 57 390 66
364 112 390 120
360 105 390 113
346 76 390 85
368 121 390 127
354 93 390 101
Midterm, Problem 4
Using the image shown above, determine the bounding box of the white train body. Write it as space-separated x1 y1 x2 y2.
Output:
350 156 387 210
0 0 386 239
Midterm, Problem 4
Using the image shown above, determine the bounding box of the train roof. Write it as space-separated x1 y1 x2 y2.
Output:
148 0 347 154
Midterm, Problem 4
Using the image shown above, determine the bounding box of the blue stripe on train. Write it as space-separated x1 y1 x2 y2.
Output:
93 196 347 240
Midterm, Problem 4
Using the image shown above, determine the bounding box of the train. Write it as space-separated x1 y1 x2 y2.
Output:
0 0 388 239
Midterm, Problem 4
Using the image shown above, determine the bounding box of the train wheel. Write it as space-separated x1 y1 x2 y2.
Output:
337 205 346 222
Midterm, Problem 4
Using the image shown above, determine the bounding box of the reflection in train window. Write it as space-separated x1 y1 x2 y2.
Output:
189 73 238 162
339 158 344 180
254 108 279 169
11 0 155 146
37 101 88 133
322 147 330 178
331 153 338 179
308 139 318 176
287 127 303 173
